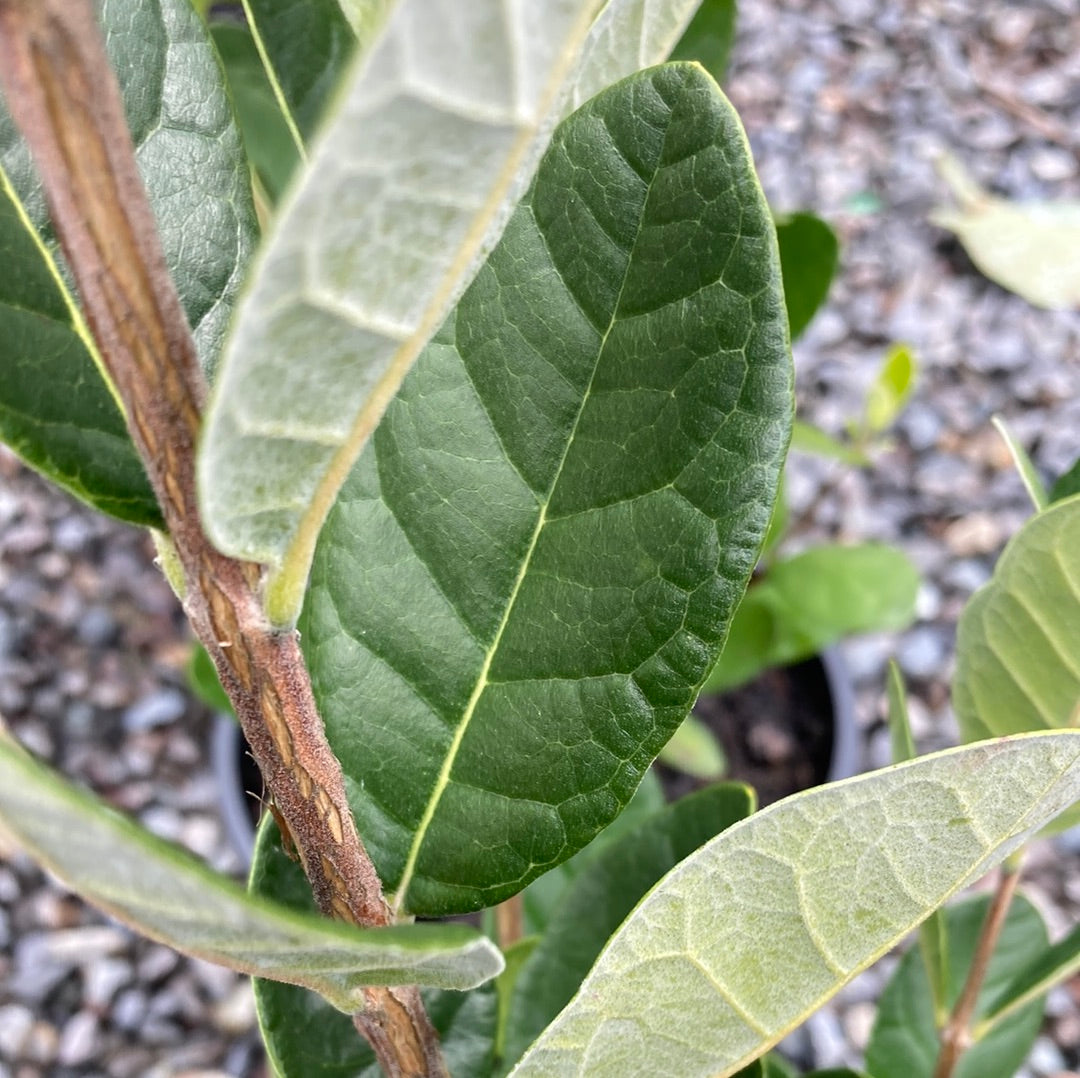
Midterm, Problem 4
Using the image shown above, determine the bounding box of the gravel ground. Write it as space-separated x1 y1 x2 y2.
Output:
2 1 1080 1076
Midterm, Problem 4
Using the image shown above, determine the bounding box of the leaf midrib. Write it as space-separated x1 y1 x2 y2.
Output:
392 105 674 913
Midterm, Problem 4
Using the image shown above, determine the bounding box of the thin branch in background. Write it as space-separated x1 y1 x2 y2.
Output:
933 857 1024 1078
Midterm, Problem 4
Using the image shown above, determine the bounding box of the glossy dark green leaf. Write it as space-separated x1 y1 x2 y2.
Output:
520 771 665 937
1049 455 1080 504
502 784 754 1071
250 815 498 1078
210 22 301 203
775 211 839 340
0 0 258 378
670 0 737 82
292 64 791 916
866 894 1046 1078
705 544 919 692
0 0 257 522
0 176 160 525
242 0 370 147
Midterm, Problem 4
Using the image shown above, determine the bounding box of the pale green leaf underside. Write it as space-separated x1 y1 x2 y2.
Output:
197 0 707 614
932 157 1080 311
0 727 502 1010
0 0 258 378
953 495 1080 827
295 64 791 917
511 732 1080 1078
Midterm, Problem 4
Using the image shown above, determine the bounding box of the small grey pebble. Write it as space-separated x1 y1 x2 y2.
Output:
1027 1035 1065 1075
123 688 188 732
110 989 149 1032
57 1011 99 1067
897 625 949 680
82 957 132 1011
0 1005 33 1059
53 515 95 553
806 1008 851 1069
75 606 118 648
137 945 181 984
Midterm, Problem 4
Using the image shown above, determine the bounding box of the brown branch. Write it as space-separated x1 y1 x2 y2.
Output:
496 893 524 951
933 860 1023 1078
0 2 444 1073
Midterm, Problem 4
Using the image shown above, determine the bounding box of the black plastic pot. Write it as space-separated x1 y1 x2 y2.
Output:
212 647 860 860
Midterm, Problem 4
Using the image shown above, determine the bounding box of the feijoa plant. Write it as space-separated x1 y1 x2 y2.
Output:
1 3 1080 1077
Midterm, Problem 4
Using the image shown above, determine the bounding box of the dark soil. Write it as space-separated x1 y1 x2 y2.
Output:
656 657 837 807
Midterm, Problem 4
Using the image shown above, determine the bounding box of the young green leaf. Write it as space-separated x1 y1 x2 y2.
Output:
239 0 373 152
1049 456 1080 504
991 415 1048 513
932 156 1080 311
289 64 791 916
863 343 916 436
705 544 919 693
0 0 258 378
251 815 499 1078
886 660 916 764
502 784 755 1071
977 919 1080 1036
197 0 711 625
0 727 503 1010
887 661 949 1022
658 714 729 780
954 496 1080 828
511 732 1080 1077
0 172 161 526
670 0 738 82
775 211 839 341
496 938 541 1063
866 894 1047 1078
210 21 302 204
789 420 869 467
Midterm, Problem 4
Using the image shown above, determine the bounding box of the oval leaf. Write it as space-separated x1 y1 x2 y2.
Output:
0 172 161 525
510 732 1080 1077
774 211 838 341
705 543 919 692
932 157 1080 311
0 726 502 1009
954 495 1080 827
291 64 791 916
0 0 256 521
0 0 258 376
197 0 709 623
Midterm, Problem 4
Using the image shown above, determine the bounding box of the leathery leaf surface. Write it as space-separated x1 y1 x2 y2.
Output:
297 64 791 916
0 726 502 1011
511 732 1080 1077
0 0 257 378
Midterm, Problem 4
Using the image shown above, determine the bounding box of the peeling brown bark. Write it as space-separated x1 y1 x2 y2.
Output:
0 2 445 1073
